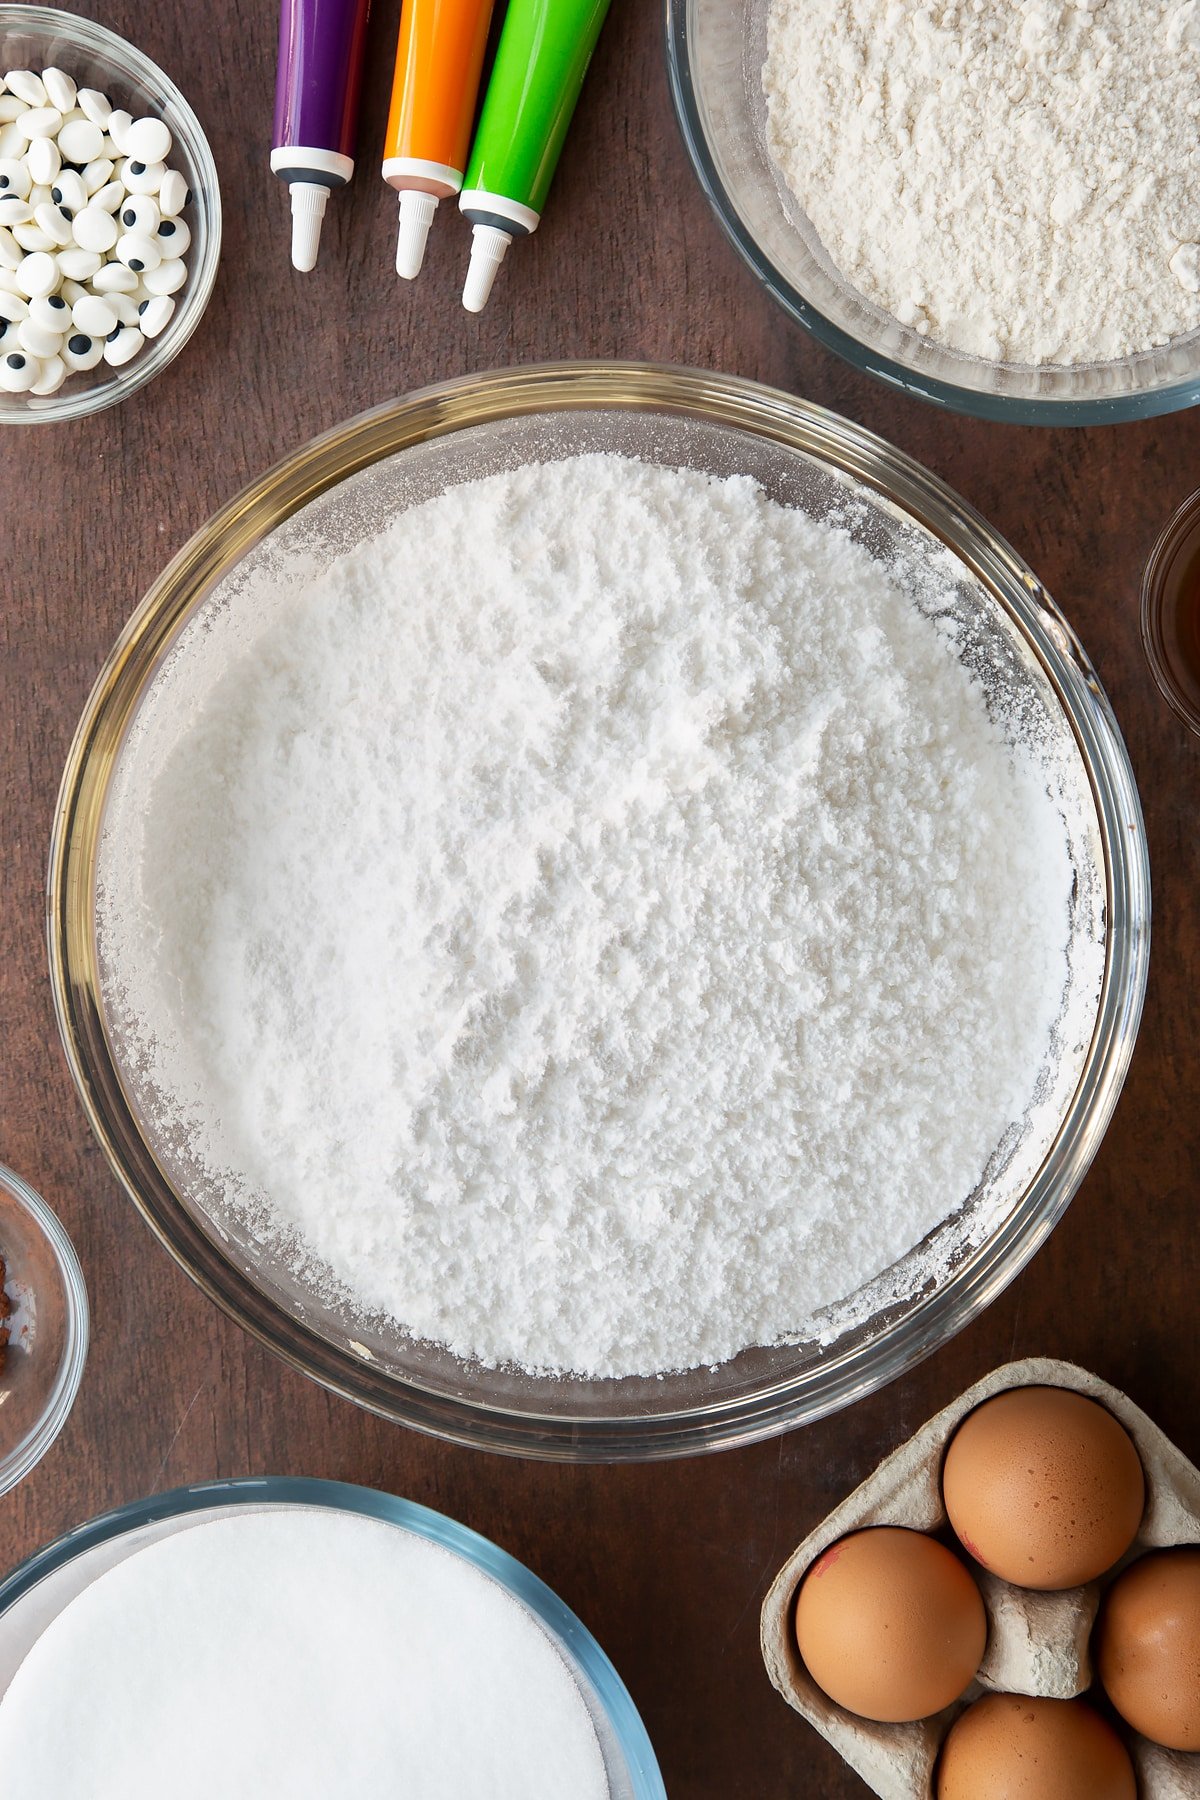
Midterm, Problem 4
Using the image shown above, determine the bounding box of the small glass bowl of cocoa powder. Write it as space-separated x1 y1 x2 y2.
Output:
0 1165 88 1496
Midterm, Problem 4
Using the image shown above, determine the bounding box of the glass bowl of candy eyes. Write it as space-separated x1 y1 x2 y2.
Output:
0 1164 89 1498
0 7 220 422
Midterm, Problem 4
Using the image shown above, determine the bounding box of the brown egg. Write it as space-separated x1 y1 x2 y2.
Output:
936 1694 1137 1800
942 1386 1144 1589
793 1526 986 1723
1096 1545 1200 1750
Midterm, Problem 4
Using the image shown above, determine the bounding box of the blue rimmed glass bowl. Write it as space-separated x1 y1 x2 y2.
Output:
664 0 1200 424
0 1476 666 1798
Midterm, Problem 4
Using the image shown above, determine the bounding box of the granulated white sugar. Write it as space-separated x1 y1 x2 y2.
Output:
97 454 1073 1378
763 0 1200 366
0 1509 608 1797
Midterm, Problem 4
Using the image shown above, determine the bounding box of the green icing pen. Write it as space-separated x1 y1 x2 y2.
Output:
459 0 613 312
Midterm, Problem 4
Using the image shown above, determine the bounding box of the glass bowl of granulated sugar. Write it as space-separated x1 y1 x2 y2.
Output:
666 0 1200 423
49 363 1150 1460
0 1481 665 1798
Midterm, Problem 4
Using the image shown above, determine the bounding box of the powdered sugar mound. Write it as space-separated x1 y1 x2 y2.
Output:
98 455 1072 1378
763 0 1200 366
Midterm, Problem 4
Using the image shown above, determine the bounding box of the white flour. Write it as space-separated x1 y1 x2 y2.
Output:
97 455 1073 1378
0 1510 608 1797
763 0 1200 365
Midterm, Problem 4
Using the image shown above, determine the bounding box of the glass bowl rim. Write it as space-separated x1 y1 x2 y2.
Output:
662 0 1200 426
0 1473 667 1798
0 1162 89 1498
0 3 222 425
46 359 1151 1461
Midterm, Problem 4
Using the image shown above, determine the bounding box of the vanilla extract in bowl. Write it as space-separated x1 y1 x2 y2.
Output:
1143 488 1200 736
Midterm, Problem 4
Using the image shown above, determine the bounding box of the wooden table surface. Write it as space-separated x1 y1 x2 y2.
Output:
1 2 1197 1793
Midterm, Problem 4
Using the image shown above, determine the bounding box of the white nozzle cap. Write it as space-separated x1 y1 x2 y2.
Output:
396 190 439 280
289 181 329 272
463 222 513 313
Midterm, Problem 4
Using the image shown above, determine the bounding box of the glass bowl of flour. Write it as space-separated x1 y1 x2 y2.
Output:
48 363 1149 1458
665 0 1200 422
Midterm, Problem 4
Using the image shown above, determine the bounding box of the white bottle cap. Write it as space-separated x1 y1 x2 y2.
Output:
462 222 512 313
289 180 328 273
396 190 439 280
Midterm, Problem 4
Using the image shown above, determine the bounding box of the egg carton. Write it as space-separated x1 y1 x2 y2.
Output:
760 1357 1200 1799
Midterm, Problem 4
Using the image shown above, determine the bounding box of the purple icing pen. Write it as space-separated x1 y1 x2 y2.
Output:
271 0 372 271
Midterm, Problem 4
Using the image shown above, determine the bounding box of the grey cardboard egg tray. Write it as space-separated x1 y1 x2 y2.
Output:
760 1357 1200 1799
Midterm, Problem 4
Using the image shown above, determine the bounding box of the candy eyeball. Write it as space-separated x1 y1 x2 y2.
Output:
0 348 39 390
61 330 102 371
102 322 143 366
119 194 158 235
124 116 171 164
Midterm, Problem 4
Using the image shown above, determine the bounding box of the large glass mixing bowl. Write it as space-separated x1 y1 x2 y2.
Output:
47 364 1150 1460
664 0 1200 424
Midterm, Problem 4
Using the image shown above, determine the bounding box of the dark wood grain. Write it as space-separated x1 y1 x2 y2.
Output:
1 3 1197 1794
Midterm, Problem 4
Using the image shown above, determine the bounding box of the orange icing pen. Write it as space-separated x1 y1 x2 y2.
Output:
382 0 495 279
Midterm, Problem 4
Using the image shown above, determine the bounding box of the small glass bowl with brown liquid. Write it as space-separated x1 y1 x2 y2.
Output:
0 1166 88 1496
1142 490 1200 737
